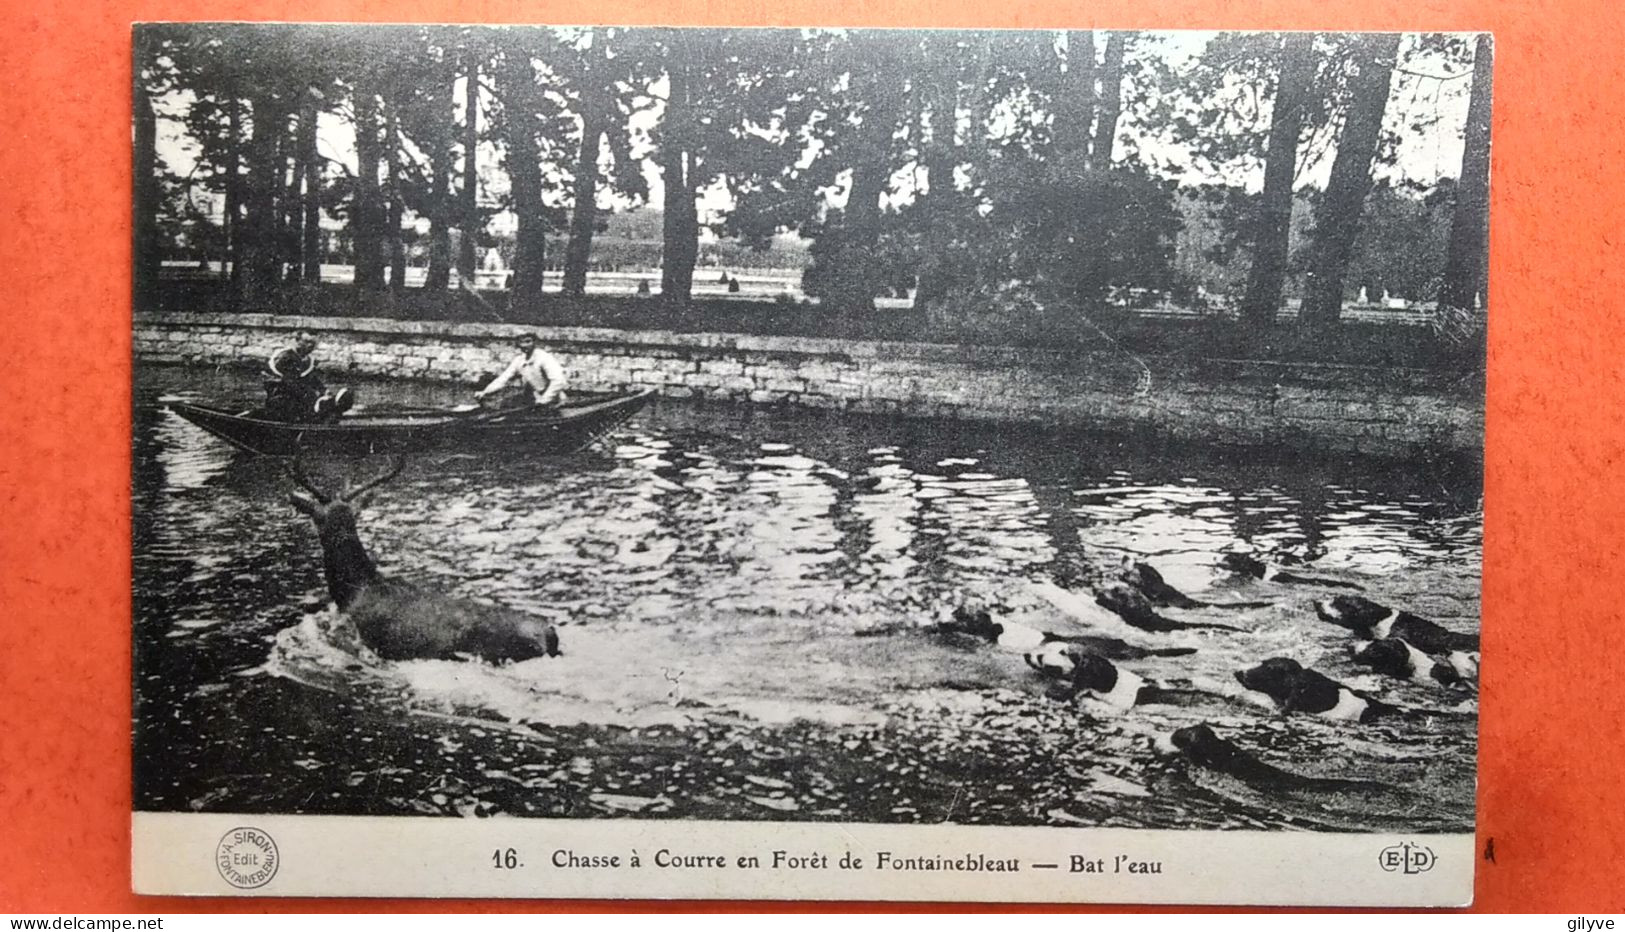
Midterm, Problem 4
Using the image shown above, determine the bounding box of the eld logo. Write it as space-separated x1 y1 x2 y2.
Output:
1378 842 1437 874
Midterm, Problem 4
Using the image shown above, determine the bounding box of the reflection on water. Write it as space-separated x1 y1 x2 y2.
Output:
134 366 1480 829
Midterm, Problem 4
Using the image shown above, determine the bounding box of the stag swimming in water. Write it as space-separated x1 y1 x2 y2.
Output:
288 455 561 663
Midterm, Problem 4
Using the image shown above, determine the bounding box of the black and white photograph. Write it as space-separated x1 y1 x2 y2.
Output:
131 24 1487 903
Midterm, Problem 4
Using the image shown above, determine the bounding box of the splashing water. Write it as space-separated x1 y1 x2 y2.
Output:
135 366 1480 828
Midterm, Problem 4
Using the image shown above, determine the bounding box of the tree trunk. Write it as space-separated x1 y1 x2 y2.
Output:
821 37 908 317
1301 33 1400 329
385 98 406 293
458 49 481 285
1054 30 1095 161
1240 32 1316 329
300 89 322 284
660 148 698 306
352 79 385 292
501 49 547 311
913 51 959 308
133 63 161 305
836 161 889 310
1092 32 1127 169
281 117 301 283
241 92 284 308
659 40 697 307
563 108 603 297
1441 34 1493 312
1074 31 1130 303
966 36 996 158
564 44 607 299
424 56 455 292
823 89 895 314
223 95 241 288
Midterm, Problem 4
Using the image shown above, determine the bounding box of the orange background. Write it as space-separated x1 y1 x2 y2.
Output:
1 0 1620 914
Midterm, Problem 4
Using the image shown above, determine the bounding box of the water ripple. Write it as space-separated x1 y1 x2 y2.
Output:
135 366 1481 827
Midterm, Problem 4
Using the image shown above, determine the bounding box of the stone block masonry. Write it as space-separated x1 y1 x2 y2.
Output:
133 312 1484 458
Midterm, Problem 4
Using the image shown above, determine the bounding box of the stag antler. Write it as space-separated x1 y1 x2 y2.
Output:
342 454 407 502
289 452 333 503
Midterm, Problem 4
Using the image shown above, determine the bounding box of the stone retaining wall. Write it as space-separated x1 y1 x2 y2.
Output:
134 312 1484 457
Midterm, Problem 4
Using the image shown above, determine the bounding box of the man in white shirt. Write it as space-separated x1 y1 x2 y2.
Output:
476 332 569 410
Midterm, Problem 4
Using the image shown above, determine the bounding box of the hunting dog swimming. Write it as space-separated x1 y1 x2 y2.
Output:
1167 724 1378 792
934 603 1197 660
1028 650 1222 710
1220 553 1364 590
1115 560 1270 610
1033 564 1255 639
1234 657 1395 723
1315 595 1480 654
288 456 561 663
1352 637 1473 687
1093 583 1243 634
1316 595 1479 683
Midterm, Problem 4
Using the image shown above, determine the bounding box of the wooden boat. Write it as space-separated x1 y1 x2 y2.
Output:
167 390 654 456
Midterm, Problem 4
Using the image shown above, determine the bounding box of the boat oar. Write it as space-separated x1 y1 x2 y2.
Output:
373 401 492 419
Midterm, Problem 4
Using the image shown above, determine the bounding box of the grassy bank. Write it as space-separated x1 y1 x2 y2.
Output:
143 279 1486 371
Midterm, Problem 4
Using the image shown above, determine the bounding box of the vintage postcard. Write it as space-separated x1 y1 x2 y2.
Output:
131 23 1487 904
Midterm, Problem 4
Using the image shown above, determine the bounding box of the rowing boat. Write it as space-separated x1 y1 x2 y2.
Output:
167 390 654 456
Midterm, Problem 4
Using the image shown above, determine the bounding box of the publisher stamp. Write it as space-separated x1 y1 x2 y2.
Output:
1379 842 1438 875
216 827 279 890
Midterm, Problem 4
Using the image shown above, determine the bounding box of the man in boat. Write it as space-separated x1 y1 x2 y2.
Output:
475 332 569 411
264 331 353 422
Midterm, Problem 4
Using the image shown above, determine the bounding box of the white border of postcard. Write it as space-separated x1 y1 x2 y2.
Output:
135 813 1473 905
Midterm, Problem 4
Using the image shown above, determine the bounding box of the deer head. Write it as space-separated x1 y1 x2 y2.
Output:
288 454 406 609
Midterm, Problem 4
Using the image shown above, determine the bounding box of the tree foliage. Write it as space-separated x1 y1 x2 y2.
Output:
137 24 1490 341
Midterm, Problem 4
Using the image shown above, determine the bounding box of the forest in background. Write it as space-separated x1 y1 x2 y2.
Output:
133 26 1491 359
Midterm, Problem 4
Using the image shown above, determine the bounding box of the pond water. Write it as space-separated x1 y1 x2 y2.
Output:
134 365 1481 831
